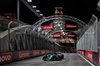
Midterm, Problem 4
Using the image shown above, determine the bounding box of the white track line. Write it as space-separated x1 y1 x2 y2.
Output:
78 54 95 66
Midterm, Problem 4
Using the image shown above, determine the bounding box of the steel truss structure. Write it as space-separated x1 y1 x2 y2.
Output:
31 15 87 39
21 0 43 18
32 15 86 31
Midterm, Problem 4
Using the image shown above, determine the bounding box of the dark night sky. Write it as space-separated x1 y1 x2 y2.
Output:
0 0 99 25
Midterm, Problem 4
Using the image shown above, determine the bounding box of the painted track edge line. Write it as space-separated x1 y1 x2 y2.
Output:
78 54 95 66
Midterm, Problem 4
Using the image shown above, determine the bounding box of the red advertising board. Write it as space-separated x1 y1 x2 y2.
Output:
41 50 46 55
42 25 53 30
80 50 82 55
75 40 77 43
53 34 61 37
68 34 75 37
18 51 30 60
77 50 79 53
0 52 12 64
66 24 77 28
85 50 93 62
77 50 81 54
99 53 100 64
50 50 53 53
78 50 80 53
33 50 40 56
46 50 50 54
65 51 67 53
81 50 84 56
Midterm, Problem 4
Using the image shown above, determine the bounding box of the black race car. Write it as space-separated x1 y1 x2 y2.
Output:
42 52 64 61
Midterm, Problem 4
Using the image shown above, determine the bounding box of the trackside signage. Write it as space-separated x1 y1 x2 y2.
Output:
46 50 50 54
0 52 12 64
50 50 53 53
85 50 93 62
99 53 100 64
41 50 46 55
66 24 77 28
18 51 30 60
68 34 75 37
81 50 84 56
42 25 53 30
65 51 67 53
33 50 40 56
77 50 81 54
53 34 61 37
75 40 77 43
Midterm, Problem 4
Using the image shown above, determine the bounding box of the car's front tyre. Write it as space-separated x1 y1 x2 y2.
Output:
42 57 47 61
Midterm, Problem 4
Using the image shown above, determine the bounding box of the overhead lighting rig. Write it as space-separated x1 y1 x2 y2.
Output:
21 0 44 18
32 6 37 8
27 0 32 2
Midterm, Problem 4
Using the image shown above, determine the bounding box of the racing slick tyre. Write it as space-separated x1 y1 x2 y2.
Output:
42 57 47 61
62 56 64 59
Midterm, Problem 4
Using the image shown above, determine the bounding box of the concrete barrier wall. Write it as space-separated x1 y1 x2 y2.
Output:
77 19 100 65
77 50 99 66
0 50 66 65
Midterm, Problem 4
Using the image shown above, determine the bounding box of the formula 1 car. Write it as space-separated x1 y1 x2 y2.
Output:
42 52 64 61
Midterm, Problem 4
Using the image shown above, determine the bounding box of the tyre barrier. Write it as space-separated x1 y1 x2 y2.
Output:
77 50 99 66
0 50 66 65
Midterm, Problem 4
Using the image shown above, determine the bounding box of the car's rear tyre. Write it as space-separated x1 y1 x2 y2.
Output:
62 56 64 59
43 57 47 61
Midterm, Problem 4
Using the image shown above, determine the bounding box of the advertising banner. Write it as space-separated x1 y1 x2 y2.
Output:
81 50 84 56
85 50 93 62
42 25 53 30
33 50 40 56
99 53 100 65
41 50 46 55
68 34 75 37
77 50 81 54
53 34 61 38
79 50 81 54
0 52 12 64
66 24 77 28
65 21 78 30
18 51 30 60
65 51 67 53
50 50 53 53
75 40 77 43
46 50 50 54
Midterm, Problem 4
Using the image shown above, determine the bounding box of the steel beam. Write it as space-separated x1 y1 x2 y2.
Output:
21 0 41 18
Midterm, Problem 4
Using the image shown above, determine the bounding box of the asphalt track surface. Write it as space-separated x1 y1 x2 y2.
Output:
2 53 91 66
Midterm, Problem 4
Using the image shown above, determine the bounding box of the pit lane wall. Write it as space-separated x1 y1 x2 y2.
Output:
0 50 66 65
77 16 100 65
